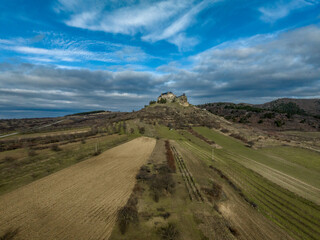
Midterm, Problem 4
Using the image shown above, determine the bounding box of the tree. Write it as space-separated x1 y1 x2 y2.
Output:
158 98 167 104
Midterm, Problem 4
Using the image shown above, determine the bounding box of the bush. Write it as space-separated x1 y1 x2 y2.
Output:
149 171 175 197
157 222 179 240
117 194 138 234
138 127 145 134
158 98 167 104
136 165 151 181
274 120 285 127
202 182 222 201
149 100 156 105
130 128 135 134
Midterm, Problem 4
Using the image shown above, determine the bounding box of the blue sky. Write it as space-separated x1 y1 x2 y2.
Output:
0 0 320 118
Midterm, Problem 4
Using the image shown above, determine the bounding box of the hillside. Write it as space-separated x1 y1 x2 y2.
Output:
258 98 320 116
198 98 320 132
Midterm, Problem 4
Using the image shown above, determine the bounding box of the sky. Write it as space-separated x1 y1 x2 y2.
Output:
0 0 320 118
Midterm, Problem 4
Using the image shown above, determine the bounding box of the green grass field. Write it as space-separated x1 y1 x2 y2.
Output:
193 127 320 190
177 127 320 240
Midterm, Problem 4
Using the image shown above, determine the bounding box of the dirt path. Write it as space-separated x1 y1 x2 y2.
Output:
0 137 156 240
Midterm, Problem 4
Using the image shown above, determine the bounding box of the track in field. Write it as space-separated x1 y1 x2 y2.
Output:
0 137 156 240
171 145 203 202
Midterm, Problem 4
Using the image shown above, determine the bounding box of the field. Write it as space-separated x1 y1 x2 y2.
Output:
177 127 320 240
0 137 155 240
0 132 134 195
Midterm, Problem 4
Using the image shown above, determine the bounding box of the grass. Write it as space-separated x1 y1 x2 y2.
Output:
178 127 320 240
258 146 320 172
193 127 320 189
155 125 184 140
0 133 135 195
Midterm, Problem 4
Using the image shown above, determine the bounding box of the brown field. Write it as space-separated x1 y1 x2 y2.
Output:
0 137 156 240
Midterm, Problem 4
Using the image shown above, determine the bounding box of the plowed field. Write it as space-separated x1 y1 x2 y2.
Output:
0 137 156 240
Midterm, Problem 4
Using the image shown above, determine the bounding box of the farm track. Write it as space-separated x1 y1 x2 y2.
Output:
0 137 156 240
171 145 204 202
177 139 320 240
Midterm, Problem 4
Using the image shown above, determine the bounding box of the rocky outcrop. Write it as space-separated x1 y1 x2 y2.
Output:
157 92 189 106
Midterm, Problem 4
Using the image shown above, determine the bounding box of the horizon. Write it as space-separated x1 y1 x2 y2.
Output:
1 0 320 118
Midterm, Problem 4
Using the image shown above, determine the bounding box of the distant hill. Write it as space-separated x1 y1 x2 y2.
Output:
198 98 320 131
257 98 320 116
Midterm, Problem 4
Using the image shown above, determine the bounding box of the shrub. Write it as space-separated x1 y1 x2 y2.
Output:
138 127 145 134
274 120 285 127
136 165 151 181
229 133 248 143
149 100 156 105
158 98 167 104
157 222 179 240
258 119 263 124
130 128 134 134
221 128 229 133
202 182 222 201
117 194 138 234
149 171 175 197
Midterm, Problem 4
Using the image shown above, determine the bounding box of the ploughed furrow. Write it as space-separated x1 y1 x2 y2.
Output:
171 146 204 202
0 137 156 240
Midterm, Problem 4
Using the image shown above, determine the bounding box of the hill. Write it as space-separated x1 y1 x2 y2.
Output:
257 98 320 116
198 98 320 132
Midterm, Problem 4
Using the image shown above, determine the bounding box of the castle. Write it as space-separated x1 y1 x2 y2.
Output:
157 92 189 107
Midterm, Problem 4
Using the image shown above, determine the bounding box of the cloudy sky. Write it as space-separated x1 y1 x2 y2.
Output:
0 0 320 118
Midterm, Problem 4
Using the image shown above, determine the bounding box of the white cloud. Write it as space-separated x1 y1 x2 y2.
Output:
0 36 150 64
259 0 319 23
56 0 218 49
